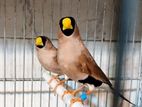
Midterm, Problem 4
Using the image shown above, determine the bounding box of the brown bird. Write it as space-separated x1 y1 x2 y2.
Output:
35 36 71 92
35 36 62 75
57 16 135 105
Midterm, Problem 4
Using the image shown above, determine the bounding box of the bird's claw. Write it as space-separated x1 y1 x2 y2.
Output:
53 79 66 94
48 75 64 94
48 75 60 84
62 85 86 99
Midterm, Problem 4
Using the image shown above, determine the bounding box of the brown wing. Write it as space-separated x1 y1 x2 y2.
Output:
79 48 112 86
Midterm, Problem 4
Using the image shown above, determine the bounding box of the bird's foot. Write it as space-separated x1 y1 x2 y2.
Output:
62 84 86 99
83 84 95 95
48 75 60 84
53 79 66 93
49 75 72 93
71 85 87 96
48 75 66 94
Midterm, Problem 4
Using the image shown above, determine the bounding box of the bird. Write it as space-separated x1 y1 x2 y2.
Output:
57 16 135 105
35 36 72 93
35 36 63 75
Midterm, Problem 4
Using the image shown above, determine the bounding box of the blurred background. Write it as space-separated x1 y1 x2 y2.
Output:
0 0 141 107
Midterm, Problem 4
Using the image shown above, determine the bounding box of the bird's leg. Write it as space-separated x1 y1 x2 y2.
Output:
84 84 95 95
61 83 95 99
53 80 66 91
48 74 62 84
71 85 86 96
48 74 72 91
52 77 70 94
48 75 69 94
70 83 95 95
62 90 83 107
62 84 86 99
54 75 72 89
62 84 94 104
48 75 66 94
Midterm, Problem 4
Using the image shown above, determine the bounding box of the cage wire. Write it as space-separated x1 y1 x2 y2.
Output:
0 0 141 107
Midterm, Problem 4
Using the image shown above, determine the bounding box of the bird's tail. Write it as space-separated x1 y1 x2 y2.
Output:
109 86 136 106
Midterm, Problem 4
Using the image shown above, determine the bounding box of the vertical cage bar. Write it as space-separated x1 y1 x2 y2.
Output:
91 0 99 106
50 0 54 40
97 1 106 107
92 0 98 57
22 0 26 107
59 0 62 18
14 0 17 107
76 0 80 23
85 0 89 45
3 0 6 107
100 0 106 73
122 18 130 105
40 0 45 107
129 20 137 103
137 36 142 106
122 11 130 94
55 1 59 106
140 36 142 107
31 0 35 107
69 0 72 16
105 2 114 107
48 0 53 106
39 68 43 107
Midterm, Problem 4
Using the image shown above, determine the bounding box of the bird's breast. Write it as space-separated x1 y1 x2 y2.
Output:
37 49 58 71
58 39 83 65
58 38 87 80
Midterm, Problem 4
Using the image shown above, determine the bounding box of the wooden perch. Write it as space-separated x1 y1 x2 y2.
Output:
42 71 84 107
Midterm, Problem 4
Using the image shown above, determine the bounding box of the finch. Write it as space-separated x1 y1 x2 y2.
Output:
57 16 135 105
35 36 63 75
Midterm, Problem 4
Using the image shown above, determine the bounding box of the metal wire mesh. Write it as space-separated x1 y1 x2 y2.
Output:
0 0 141 107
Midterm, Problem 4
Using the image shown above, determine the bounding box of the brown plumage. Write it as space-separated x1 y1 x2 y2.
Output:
57 16 135 105
57 17 111 85
35 36 63 75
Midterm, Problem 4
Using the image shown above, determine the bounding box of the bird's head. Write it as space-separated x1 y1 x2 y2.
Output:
35 36 47 48
59 16 75 36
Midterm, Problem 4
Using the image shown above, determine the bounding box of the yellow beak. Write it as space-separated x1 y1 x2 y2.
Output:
62 18 73 30
35 36 43 46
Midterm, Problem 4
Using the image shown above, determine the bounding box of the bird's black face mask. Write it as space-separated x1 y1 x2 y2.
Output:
59 16 75 36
